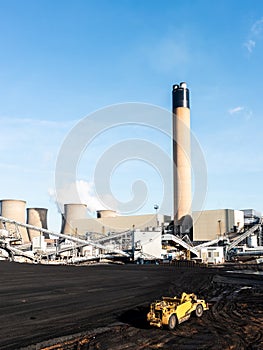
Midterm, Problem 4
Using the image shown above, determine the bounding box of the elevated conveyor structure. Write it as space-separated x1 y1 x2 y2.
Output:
94 230 131 244
0 216 130 261
194 238 220 249
54 234 132 258
227 224 260 252
162 233 198 256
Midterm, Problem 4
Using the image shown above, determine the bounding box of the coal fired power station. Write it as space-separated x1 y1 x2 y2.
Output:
172 82 192 236
0 82 261 270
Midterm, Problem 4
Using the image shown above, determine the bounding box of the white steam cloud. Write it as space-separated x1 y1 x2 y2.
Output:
49 180 108 214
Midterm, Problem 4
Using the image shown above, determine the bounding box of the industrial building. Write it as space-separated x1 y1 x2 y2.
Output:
65 208 245 242
71 212 170 235
193 209 244 241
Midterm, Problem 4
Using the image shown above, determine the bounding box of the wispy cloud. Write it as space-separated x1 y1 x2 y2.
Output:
244 17 263 53
251 18 263 35
244 39 255 53
228 106 253 120
228 106 244 115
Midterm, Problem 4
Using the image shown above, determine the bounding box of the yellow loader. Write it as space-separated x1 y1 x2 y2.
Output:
147 292 209 330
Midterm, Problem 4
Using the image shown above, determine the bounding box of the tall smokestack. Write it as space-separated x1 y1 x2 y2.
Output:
172 82 192 235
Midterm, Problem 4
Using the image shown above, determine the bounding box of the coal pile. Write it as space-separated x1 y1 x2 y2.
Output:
0 261 262 350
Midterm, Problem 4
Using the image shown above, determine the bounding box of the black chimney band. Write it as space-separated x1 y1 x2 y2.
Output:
172 84 190 109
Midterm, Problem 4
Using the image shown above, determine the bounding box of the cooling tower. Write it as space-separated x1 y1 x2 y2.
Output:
172 82 192 235
0 199 30 243
26 208 48 241
61 203 87 235
96 210 117 218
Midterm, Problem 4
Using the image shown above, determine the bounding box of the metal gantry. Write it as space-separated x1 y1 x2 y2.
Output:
0 216 130 263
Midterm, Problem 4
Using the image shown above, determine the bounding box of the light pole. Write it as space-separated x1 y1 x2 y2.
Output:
131 224 135 262
154 204 159 228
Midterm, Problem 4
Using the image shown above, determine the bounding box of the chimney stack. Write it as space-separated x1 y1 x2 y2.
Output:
172 82 192 235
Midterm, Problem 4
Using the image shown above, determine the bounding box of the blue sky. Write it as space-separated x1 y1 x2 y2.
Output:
0 0 263 231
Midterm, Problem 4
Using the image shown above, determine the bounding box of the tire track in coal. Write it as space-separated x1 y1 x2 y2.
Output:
201 273 263 350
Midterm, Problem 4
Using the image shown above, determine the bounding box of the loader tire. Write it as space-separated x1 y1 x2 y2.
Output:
195 304 203 317
168 314 177 330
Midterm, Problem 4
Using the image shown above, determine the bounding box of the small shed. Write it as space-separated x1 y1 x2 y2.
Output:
200 246 224 264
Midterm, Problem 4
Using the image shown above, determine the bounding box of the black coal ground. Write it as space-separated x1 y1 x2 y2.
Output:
0 261 262 350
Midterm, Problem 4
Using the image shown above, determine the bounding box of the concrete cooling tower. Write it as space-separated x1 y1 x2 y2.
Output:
0 199 30 243
96 210 117 218
172 82 192 235
26 208 48 241
61 203 87 235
